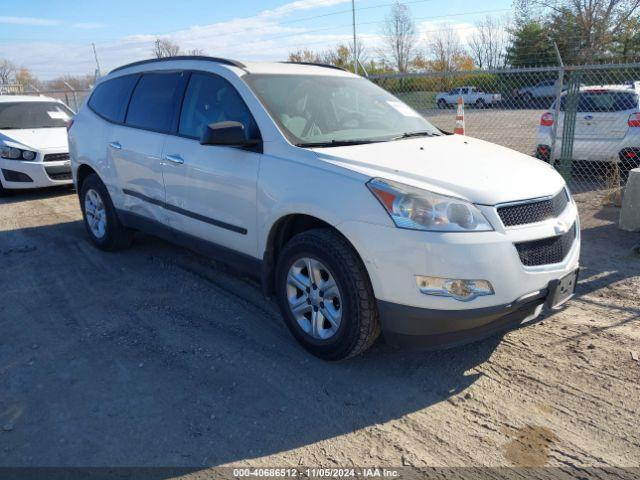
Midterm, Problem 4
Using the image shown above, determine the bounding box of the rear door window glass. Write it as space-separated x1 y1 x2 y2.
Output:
126 72 185 132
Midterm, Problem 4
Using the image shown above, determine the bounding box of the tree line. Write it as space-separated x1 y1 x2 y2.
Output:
289 0 640 74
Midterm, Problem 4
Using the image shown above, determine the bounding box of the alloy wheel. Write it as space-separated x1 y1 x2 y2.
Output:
285 257 343 340
84 188 107 239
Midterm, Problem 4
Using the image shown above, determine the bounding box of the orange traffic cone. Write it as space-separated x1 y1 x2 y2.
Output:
454 96 465 135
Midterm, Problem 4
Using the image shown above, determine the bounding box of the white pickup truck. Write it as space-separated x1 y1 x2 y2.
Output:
436 86 501 109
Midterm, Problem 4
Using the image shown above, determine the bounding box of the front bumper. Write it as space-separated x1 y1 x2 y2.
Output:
379 288 550 349
0 156 72 189
337 197 580 348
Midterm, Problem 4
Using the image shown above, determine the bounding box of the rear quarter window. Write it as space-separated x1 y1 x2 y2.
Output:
88 74 140 123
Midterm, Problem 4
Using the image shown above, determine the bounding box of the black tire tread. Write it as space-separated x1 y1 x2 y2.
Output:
276 228 381 360
80 174 133 251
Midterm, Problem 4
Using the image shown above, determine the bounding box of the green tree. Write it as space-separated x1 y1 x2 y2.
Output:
515 0 640 62
505 21 557 67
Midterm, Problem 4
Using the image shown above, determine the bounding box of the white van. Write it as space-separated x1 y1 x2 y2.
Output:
68 57 580 359
0 95 73 195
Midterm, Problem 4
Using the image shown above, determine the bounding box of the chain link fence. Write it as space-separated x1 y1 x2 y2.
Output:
30 88 91 112
371 63 640 229
0 84 91 112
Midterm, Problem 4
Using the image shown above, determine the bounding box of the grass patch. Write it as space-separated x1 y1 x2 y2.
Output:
394 91 439 110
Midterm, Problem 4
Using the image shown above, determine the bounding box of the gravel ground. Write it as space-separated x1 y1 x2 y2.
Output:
0 187 638 472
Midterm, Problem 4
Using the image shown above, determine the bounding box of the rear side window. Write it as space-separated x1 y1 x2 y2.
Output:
126 72 186 132
88 75 139 123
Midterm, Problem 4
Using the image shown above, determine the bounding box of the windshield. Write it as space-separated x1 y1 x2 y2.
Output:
0 102 73 129
243 74 440 146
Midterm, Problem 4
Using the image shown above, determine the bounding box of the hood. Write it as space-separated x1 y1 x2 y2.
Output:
0 128 68 151
313 135 565 205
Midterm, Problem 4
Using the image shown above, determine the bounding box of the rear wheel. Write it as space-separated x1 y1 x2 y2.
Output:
80 174 133 251
437 99 447 109
475 99 487 109
275 229 380 360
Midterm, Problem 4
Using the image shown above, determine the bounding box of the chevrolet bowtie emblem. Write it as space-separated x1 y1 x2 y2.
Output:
554 221 570 235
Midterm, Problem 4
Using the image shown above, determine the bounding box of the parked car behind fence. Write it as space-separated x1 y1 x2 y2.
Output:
536 83 640 179
436 86 502 109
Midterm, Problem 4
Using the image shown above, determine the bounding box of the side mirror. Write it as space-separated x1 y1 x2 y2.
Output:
200 121 260 147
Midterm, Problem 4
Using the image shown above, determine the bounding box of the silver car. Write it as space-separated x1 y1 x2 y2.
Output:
536 83 640 176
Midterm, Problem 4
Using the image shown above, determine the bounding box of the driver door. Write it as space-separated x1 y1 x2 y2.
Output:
161 72 262 256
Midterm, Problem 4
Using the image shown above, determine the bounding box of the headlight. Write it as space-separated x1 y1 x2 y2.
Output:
367 178 493 232
0 146 37 161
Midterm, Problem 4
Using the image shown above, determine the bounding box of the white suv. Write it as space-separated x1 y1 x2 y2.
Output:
0 95 74 195
69 57 580 360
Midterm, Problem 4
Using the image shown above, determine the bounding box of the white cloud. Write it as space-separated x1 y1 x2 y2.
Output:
0 0 357 80
0 16 61 26
73 22 107 29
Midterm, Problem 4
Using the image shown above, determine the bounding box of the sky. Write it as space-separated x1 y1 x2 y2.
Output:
0 0 513 81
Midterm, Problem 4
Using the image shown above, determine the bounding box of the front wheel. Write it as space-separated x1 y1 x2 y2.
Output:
0 179 8 197
437 99 447 109
275 229 380 360
80 174 133 251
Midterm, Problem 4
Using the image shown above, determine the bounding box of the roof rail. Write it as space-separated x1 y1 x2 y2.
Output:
110 56 246 74
280 61 347 72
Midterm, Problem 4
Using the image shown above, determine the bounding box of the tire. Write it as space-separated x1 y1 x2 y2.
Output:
275 228 381 360
80 173 133 251
0 179 9 197
522 92 534 107
475 99 487 109
437 99 447 109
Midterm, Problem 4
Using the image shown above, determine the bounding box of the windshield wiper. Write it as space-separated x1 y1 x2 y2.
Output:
391 131 441 141
296 138 387 148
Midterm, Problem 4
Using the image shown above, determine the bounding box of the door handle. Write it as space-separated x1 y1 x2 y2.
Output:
164 154 184 165
109 141 122 150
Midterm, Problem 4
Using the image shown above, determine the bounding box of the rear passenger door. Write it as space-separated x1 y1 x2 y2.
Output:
160 72 261 257
109 71 187 223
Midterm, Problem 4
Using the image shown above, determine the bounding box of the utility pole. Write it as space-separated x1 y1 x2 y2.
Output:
352 0 358 75
92 43 102 78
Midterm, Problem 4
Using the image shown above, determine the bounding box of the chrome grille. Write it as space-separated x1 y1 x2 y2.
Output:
515 224 576 266
497 189 569 227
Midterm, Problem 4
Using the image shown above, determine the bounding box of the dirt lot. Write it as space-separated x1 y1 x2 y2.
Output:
0 187 639 472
